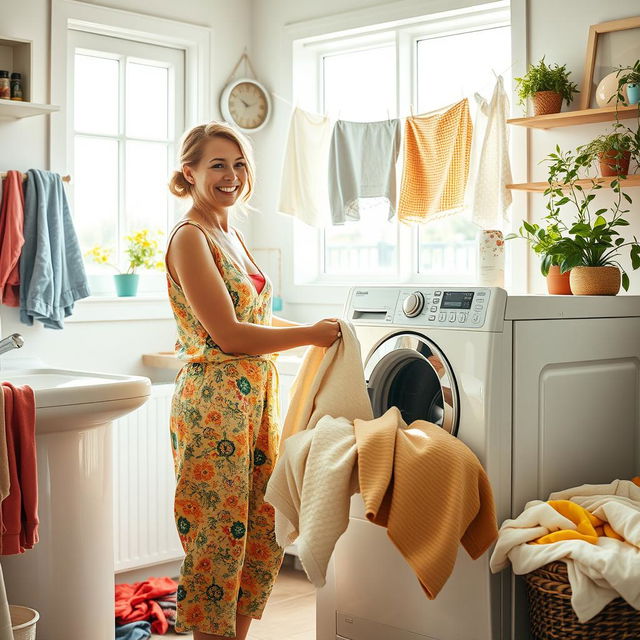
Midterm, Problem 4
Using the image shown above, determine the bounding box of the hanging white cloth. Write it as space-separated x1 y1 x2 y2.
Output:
469 76 512 229
278 107 332 228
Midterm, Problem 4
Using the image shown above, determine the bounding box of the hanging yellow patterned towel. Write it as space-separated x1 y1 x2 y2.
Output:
398 99 473 223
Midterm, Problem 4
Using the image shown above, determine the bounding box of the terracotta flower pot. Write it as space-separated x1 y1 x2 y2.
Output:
532 91 563 116
569 266 621 296
598 150 631 177
546 265 572 295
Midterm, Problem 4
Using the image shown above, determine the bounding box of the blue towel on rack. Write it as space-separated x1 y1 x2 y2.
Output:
19 169 90 329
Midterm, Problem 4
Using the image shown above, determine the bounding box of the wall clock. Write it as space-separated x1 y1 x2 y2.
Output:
219 77 272 133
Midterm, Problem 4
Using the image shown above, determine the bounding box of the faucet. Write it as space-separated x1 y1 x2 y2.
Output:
0 334 24 356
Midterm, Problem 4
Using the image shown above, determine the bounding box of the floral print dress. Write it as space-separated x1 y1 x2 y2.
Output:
165 221 283 637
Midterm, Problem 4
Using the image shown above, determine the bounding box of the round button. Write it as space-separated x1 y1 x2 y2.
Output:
402 291 425 318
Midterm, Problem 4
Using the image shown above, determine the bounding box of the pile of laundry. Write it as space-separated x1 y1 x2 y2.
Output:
265 320 499 599
490 478 640 621
115 577 186 639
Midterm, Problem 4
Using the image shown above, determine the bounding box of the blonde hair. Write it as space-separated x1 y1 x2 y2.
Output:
168 121 255 202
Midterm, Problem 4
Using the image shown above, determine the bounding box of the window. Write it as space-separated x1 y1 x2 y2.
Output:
293 8 510 285
69 31 185 295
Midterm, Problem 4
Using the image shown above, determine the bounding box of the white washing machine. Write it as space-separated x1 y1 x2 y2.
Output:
316 286 640 640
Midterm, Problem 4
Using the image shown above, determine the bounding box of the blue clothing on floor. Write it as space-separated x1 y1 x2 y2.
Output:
19 169 90 329
115 620 151 640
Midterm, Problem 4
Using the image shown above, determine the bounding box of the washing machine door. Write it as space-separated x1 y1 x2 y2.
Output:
364 332 459 435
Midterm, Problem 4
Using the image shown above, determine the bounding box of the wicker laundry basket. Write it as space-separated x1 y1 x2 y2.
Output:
525 561 640 639
9 605 39 640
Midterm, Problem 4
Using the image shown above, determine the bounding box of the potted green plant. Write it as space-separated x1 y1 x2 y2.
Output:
85 229 165 297
515 57 579 116
578 130 634 177
506 221 572 294
541 146 640 295
615 60 640 105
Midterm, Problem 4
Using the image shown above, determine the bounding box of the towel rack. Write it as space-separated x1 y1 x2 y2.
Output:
0 172 71 183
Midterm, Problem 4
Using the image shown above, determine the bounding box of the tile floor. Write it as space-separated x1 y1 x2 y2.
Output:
151 556 316 640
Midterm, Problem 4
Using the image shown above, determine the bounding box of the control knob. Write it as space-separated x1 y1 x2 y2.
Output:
402 291 425 318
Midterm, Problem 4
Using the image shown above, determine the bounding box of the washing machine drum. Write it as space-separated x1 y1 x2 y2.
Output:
364 332 459 436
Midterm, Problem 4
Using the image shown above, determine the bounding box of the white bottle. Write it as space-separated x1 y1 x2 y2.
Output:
477 229 505 288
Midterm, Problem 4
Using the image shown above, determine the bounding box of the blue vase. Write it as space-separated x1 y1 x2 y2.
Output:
114 274 139 297
272 295 283 312
627 83 640 105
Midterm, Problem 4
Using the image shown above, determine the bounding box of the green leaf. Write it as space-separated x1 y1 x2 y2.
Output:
622 272 630 291
594 216 607 228
523 220 536 234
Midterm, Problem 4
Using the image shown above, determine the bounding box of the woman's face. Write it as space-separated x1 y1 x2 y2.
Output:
184 136 248 211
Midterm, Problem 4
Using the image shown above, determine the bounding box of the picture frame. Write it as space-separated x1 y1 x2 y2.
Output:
580 16 640 110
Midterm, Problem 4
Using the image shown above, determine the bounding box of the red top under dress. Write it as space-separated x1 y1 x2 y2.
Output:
248 273 265 294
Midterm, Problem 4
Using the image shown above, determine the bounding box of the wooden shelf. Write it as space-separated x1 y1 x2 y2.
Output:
507 174 640 192
507 104 639 129
0 98 59 119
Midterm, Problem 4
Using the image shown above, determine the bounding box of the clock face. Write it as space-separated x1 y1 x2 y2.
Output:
225 81 270 131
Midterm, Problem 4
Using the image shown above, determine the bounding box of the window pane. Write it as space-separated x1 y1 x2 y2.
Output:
126 61 169 139
418 216 477 277
417 26 510 278
416 26 510 112
324 207 397 275
74 136 119 259
322 45 398 276
125 141 169 233
323 45 395 121
74 54 119 135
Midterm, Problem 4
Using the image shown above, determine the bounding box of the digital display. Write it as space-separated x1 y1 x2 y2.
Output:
441 291 474 309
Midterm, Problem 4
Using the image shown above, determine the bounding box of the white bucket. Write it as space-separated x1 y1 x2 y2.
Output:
9 605 39 640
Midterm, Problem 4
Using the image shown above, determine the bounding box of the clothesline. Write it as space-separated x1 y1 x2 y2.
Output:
0 172 71 183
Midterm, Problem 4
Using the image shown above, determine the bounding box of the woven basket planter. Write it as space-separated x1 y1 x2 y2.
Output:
569 266 620 296
533 91 563 115
525 562 640 640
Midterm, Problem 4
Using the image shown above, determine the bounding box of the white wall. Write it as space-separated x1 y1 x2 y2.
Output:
0 0 249 379
249 0 640 319
525 0 640 293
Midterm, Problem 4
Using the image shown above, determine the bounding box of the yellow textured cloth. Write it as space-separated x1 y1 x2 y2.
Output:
531 500 604 545
354 407 498 600
398 99 473 223
531 500 629 545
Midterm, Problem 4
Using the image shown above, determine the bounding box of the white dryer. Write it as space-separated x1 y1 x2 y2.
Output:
316 286 640 640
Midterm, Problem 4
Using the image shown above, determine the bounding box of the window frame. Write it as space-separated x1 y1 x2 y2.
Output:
50 0 211 320
290 2 513 296
68 30 184 296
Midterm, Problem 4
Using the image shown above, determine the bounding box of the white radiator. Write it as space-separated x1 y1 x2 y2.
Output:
113 383 184 572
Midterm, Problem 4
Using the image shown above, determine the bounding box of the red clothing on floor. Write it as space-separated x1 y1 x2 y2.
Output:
115 577 178 634
0 383 37 555
0 171 25 307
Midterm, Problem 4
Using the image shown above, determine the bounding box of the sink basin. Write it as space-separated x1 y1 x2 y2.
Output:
1 366 152 640
1 367 151 433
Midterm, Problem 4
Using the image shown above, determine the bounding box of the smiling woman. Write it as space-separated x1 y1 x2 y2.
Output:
163 122 340 640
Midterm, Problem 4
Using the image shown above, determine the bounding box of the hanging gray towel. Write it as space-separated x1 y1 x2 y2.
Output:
328 119 401 224
19 170 90 329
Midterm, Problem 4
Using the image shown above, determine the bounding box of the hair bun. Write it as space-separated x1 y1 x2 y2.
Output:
168 170 192 198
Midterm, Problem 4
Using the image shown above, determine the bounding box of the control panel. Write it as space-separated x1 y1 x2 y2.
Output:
346 286 504 329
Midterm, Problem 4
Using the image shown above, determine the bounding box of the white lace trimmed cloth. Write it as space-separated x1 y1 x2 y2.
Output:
468 75 513 229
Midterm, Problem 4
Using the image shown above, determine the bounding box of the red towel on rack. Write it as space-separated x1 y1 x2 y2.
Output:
0 171 25 307
115 577 179 634
0 382 38 555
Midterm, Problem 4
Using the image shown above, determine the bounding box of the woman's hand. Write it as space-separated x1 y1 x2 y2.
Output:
308 318 341 347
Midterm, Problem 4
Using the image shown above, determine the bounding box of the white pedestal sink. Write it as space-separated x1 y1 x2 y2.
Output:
1 368 151 640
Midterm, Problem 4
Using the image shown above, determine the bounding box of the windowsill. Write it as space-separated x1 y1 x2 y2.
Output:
65 295 173 323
